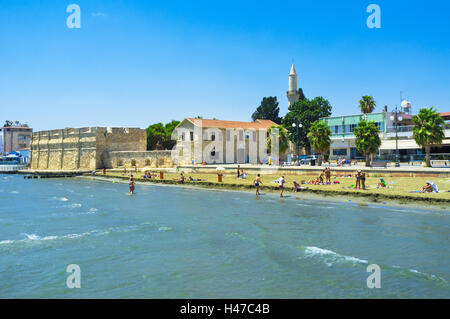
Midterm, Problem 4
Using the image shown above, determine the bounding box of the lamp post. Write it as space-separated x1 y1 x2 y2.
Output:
390 106 403 167
292 120 302 164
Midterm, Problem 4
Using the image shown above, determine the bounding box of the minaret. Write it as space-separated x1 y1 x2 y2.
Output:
287 64 300 107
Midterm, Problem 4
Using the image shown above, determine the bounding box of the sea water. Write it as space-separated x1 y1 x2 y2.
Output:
0 174 449 298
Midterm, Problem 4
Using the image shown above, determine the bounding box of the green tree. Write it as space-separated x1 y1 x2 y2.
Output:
307 120 331 166
266 125 290 155
251 96 281 124
282 97 332 154
146 120 180 150
359 96 376 114
353 120 382 167
412 107 445 167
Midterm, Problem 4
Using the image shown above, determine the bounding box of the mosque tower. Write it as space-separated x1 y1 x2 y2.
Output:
286 64 300 107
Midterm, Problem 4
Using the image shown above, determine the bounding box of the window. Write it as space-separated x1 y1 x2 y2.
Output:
333 149 347 156
226 131 230 141
345 124 357 133
190 132 194 141
376 122 384 131
211 134 215 141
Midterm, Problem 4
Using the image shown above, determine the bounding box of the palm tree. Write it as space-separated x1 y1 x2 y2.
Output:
266 125 290 155
353 120 381 167
307 120 331 166
412 107 445 167
359 96 376 114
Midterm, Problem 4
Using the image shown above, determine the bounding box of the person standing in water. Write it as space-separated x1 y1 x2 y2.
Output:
254 174 263 195
278 175 285 197
129 174 135 195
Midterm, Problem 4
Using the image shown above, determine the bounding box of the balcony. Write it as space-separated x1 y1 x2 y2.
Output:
386 124 450 139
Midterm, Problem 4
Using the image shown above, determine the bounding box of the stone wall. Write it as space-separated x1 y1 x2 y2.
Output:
103 150 174 168
30 127 146 170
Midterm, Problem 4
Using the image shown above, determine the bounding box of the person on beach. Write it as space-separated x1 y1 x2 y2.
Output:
318 170 325 184
254 174 263 195
128 174 135 195
377 178 387 188
420 182 438 193
360 171 366 189
293 180 301 192
325 167 331 184
278 176 285 197
355 170 361 189
237 165 240 178
178 172 185 184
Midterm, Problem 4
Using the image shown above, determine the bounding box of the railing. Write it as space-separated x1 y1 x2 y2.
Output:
375 153 450 163
0 160 20 165
0 164 26 172
386 124 450 134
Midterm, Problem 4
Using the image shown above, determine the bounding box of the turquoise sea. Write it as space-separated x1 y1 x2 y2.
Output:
0 174 449 298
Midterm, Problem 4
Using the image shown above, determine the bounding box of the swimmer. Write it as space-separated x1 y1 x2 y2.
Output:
128 174 135 195
278 176 285 197
254 174 263 195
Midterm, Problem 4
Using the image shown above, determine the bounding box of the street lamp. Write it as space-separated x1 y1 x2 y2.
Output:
390 106 403 167
292 121 303 156
292 121 303 165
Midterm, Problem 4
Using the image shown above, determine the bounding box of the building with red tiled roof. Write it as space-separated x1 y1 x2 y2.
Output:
174 118 287 165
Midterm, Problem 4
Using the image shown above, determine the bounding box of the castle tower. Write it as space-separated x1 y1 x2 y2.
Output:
287 64 300 107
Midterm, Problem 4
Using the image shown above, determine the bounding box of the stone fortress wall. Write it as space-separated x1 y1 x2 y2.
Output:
30 127 174 170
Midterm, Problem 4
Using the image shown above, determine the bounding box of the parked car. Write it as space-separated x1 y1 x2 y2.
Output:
299 155 318 165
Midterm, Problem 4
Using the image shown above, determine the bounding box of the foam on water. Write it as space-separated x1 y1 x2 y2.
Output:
303 246 369 266
0 222 162 248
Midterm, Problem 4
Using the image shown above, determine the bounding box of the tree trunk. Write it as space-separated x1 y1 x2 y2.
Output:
365 154 371 167
425 145 431 167
318 153 322 166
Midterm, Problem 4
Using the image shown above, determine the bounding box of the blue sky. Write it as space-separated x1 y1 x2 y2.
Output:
1 0 449 131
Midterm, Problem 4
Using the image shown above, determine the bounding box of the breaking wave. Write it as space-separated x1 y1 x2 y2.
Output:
303 246 369 266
